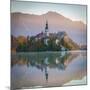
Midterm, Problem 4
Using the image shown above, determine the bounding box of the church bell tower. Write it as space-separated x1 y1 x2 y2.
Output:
45 20 49 37
44 20 49 45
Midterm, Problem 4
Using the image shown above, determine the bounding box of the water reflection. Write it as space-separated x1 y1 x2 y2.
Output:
11 51 73 70
11 51 87 89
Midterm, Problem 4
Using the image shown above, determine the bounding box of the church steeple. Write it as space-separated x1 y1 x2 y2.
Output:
45 20 48 33
44 20 49 45
45 20 48 30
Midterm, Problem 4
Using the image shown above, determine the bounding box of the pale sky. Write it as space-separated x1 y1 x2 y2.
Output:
11 1 87 24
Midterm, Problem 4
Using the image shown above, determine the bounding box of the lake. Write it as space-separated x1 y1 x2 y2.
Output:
11 50 87 90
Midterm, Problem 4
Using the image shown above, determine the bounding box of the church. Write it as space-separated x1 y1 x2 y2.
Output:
35 20 49 45
34 20 67 51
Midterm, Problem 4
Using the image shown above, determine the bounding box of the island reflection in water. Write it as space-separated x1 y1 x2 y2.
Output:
11 51 87 89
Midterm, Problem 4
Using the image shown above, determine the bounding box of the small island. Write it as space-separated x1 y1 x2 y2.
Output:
11 20 80 52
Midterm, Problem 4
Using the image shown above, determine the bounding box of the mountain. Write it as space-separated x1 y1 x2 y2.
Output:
61 32 80 50
11 11 87 45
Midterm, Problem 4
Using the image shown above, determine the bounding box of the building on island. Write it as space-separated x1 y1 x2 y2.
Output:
35 20 49 45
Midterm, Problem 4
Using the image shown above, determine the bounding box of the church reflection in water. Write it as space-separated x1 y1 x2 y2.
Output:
11 51 79 82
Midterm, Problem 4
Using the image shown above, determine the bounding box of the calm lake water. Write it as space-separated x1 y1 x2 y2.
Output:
11 50 87 90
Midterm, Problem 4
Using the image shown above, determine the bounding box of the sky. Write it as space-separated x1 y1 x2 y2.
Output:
11 1 87 24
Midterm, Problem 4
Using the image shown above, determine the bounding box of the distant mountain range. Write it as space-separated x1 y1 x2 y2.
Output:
11 11 87 45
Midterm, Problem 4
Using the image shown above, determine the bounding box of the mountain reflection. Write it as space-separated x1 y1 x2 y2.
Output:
11 51 87 89
11 51 79 83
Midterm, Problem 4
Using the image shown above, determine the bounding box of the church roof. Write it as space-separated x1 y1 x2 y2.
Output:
35 32 44 38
